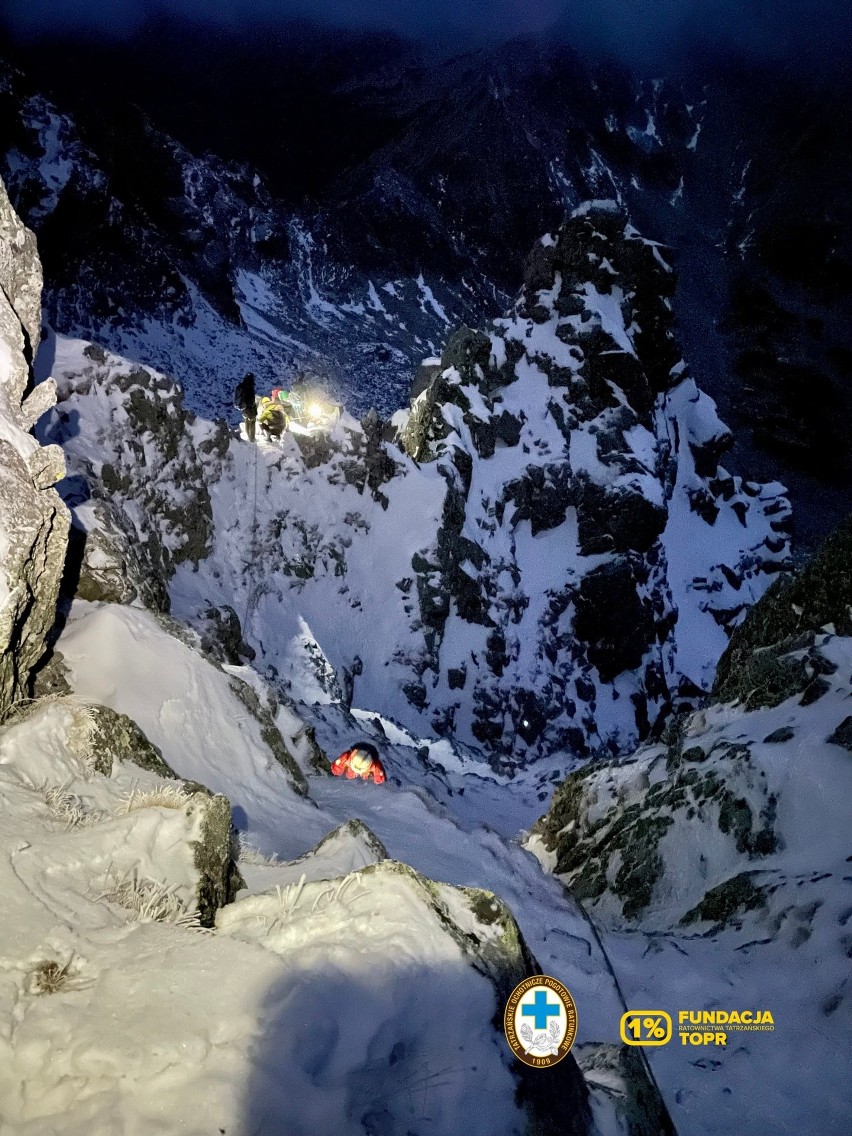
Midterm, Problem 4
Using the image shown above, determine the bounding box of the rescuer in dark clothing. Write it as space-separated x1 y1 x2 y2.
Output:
234 372 257 442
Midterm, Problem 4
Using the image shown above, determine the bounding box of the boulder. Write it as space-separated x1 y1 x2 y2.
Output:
77 703 177 779
71 498 170 611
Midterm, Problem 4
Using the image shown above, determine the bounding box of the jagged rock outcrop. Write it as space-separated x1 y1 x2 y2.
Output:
527 516 852 929
0 175 69 719
75 702 177 779
71 498 170 612
400 203 791 767
39 341 218 600
713 517 852 709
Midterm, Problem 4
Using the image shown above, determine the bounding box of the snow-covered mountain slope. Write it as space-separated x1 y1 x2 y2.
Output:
0 661 598 1136
0 175 666 1128
3 155 847 1136
0 263 670 1135
526 522 852 1134
396 203 791 765
39 205 791 769
0 579 669 1133
0 56 494 420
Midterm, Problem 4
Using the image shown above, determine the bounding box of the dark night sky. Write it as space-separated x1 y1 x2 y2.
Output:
2 0 567 42
2 0 851 73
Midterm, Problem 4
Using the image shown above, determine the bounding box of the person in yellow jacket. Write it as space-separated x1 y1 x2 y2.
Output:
257 395 288 440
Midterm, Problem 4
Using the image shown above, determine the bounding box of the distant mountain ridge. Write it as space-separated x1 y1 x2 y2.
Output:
1 23 850 543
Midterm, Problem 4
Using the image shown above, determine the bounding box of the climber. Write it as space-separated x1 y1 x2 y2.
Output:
271 386 295 406
257 395 288 441
330 743 387 784
234 372 257 443
269 386 302 425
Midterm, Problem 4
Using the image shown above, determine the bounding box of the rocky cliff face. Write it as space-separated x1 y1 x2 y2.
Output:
399 203 790 766
0 174 68 718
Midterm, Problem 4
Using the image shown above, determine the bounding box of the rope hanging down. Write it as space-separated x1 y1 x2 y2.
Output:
241 439 261 634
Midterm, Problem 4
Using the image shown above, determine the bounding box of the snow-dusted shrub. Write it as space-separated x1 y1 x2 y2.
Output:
273 876 307 921
96 869 201 928
64 702 99 773
246 874 368 933
6 695 102 777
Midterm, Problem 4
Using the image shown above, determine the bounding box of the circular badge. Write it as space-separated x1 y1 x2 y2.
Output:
504 975 578 1067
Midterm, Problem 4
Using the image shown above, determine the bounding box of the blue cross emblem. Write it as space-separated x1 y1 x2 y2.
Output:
521 990 561 1031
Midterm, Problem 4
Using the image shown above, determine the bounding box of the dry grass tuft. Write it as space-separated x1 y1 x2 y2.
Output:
238 841 280 867
41 783 102 828
5 697 100 774
26 957 85 995
65 703 99 775
96 869 201 928
117 785 191 814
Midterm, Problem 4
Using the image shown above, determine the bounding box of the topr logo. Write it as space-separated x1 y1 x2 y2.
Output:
504 975 578 1067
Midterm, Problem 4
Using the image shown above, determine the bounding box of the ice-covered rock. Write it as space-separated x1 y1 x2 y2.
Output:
0 175 69 718
39 337 220 600
240 817 389 885
0 697 241 927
